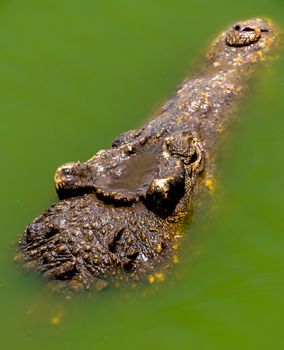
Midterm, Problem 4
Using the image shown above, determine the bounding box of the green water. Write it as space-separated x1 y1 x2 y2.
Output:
1 1 284 349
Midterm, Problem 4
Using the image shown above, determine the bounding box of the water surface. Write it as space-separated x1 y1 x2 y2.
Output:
1 1 284 349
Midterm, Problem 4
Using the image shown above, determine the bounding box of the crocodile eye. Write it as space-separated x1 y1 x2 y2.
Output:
144 176 185 218
226 24 261 47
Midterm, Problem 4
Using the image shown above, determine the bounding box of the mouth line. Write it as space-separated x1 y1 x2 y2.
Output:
56 186 97 200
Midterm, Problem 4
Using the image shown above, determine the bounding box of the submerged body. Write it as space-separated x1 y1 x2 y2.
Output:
19 19 278 291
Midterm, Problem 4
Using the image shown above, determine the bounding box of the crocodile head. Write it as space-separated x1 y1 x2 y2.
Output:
19 132 202 291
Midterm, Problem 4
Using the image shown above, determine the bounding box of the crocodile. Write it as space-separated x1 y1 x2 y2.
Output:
18 18 278 291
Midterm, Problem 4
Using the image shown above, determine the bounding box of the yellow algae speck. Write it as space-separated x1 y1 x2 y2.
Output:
257 50 264 60
50 315 62 325
173 243 179 250
154 272 165 282
173 255 179 264
156 243 163 253
148 275 155 284
205 178 215 193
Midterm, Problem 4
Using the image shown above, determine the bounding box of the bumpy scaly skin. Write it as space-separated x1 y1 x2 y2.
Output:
18 18 278 291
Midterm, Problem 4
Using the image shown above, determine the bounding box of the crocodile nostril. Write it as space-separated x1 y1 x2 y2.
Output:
234 25 257 32
242 26 255 32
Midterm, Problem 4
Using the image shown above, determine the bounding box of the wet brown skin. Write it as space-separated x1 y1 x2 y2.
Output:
18 18 278 291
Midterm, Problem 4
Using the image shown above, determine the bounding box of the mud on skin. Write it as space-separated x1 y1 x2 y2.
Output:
18 18 278 291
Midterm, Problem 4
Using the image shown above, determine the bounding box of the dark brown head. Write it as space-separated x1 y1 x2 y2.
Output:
20 132 201 291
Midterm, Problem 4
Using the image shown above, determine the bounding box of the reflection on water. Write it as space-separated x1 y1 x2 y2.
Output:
1 1 284 349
